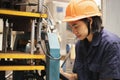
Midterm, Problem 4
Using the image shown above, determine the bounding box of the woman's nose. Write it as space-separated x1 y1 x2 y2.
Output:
72 28 77 34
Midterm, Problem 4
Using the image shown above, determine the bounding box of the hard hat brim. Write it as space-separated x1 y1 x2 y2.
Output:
63 13 102 22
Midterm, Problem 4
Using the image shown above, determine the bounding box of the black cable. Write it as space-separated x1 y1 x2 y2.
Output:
39 41 61 60
87 20 91 36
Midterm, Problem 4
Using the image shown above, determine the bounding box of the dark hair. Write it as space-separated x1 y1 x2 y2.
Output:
91 16 102 33
80 16 102 33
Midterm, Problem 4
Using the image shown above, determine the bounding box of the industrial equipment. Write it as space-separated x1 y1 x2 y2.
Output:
0 0 38 11
0 0 60 80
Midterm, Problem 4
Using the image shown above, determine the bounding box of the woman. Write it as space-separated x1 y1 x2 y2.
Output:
60 0 120 80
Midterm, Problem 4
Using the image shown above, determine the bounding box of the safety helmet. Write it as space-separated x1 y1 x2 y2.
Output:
63 0 101 22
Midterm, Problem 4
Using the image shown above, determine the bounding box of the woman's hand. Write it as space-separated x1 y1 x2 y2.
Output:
60 68 77 80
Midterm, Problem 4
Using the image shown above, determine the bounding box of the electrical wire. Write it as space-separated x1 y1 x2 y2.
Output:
42 5 55 25
39 41 61 60
31 4 61 60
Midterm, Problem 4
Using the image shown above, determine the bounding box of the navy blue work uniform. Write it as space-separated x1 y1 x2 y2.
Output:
73 29 120 80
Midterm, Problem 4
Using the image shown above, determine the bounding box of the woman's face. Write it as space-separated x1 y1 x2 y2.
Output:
68 20 89 40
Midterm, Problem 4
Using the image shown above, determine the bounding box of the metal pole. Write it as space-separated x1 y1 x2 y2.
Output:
38 0 44 13
2 19 8 52
7 20 12 50
36 19 42 44
36 0 44 50
38 0 44 40
30 19 35 54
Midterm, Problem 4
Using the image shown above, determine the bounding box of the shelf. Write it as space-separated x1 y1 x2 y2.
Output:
0 9 47 18
0 53 45 59
0 53 45 71
0 9 47 71
0 65 45 71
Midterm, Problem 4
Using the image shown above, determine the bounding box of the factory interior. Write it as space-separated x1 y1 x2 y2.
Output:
0 0 120 80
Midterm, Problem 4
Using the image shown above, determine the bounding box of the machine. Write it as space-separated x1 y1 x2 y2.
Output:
0 0 61 80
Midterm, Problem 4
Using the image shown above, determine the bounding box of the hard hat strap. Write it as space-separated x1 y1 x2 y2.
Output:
87 20 91 36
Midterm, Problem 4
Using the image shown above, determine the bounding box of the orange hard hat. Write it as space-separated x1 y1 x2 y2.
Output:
63 0 102 22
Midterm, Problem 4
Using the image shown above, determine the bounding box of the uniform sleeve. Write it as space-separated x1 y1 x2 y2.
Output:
100 42 120 79
73 59 77 73
73 42 79 73
73 40 81 73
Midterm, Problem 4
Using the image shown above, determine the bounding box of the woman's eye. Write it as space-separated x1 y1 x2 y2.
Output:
74 25 78 29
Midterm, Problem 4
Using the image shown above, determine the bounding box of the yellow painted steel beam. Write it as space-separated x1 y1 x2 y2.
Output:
0 53 45 59
0 9 47 18
0 66 45 71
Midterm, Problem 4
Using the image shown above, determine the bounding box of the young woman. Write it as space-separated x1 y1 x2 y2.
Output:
60 0 120 80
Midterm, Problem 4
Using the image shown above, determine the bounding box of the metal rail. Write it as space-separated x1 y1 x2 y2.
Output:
0 9 47 18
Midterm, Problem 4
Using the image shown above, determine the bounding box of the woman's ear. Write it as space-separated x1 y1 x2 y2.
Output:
88 18 93 25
